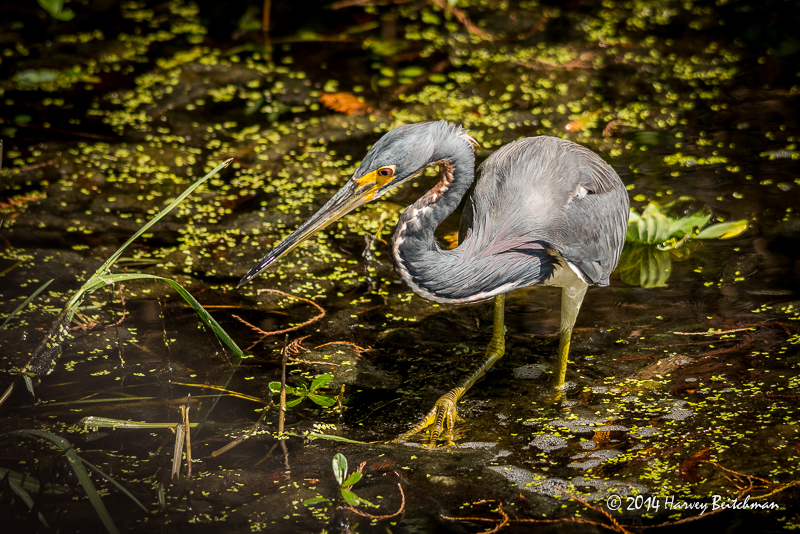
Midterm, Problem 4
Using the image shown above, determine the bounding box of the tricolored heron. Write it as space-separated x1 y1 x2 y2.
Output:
239 121 628 445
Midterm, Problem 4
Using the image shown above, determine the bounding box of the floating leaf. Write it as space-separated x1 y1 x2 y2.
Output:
13 69 59 88
303 497 331 506
398 65 425 78
668 211 711 237
696 219 748 239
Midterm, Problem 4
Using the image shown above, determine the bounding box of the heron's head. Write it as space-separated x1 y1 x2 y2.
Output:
238 121 473 286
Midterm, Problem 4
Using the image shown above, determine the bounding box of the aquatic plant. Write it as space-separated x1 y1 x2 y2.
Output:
1 159 241 406
627 202 748 249
304 452 378 509
269 372 338 408
4 429 148 534
620 202 748 288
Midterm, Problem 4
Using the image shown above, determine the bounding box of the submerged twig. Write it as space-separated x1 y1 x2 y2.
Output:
345 482 406 520
286 335 311 355
555 489 633 534
315 341 371 352
673 326 757 335
278 335 341 366
443 493 633 534
279 334 288 435
210 404 272 457
279 334 291 476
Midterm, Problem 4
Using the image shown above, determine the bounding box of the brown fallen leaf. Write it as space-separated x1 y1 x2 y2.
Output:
319 92 374 115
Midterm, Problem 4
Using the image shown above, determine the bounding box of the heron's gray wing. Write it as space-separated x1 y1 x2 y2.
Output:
472 136 628 288
556 161 629 287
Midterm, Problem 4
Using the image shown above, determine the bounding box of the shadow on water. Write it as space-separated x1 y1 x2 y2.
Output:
1 0 799 531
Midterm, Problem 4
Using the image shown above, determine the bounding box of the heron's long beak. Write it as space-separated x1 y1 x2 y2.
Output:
238 167 394 287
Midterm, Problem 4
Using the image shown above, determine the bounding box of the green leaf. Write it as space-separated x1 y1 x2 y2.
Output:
76 159 232 306
74 273 245 364
332 453 348 486
0 466 66 494
342 472 362 487
303 496 331 506
80 458 148 513
641 202 663 215
309 373 334 392
308 394 337 407
268 382 282 394
6 475 50 527
285 397 304 407
696 219 748 239
1 279 53 330
667 212 711 237
341 488 378 508
340 488 361 507
627 211 671 244
7 475 36 510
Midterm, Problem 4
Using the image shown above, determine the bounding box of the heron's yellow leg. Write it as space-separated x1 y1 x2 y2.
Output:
395 294 506 446
551 279 587 400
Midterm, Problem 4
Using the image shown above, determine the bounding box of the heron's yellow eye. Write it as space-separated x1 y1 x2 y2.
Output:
377 167 394 177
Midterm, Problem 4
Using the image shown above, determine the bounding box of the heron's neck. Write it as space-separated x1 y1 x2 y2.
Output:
390 144 483 304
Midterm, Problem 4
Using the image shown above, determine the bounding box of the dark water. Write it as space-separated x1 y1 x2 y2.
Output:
1 0 799 532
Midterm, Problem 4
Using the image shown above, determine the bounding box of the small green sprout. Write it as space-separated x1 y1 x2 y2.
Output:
270 373 337 408
303 453 378 509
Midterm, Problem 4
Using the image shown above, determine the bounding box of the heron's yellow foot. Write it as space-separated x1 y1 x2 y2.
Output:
542 386 567 405
393 387 466 447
